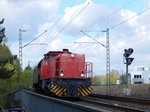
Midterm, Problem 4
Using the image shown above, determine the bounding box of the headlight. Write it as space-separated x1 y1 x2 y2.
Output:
81 71 84 77
71 54 74 57
60 73 64 76
60 70 64 76
81 73 84 77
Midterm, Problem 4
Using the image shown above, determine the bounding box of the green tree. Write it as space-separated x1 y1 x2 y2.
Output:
93 75 106 85
120 75 126 84
0 45 17 79
109 69 120 84
20 65 33 88
104 69 120 84
0 44 19 97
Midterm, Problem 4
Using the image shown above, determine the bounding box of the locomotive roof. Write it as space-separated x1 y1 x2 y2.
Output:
44 51 71 56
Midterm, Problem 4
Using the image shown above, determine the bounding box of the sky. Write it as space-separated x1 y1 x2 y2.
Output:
0 0 150 75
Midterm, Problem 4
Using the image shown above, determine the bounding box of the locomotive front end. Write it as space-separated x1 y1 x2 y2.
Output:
49 49 93 97
33 49 93 97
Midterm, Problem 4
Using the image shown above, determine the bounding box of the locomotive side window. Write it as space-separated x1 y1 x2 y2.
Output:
56 58 60 76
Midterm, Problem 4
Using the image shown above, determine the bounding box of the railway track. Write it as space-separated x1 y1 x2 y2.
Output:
32 89 150 112
80 98 147 112
78 94 150 112
90 94 150 105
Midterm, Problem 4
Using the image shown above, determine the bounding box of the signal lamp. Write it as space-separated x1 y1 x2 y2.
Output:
128 48 133 54
123 48 134 58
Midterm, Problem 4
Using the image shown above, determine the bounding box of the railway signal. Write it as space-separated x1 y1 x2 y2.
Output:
124 48 133 58
123 48 134 65
123 48 134 94
126 58 134 65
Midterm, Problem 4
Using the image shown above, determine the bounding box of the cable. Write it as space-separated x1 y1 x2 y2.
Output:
45 0 78 38
23 0 79 52
81 30 106 47
86 0 136 32
72 31 104 52
109 7 150 30
22 30 47 48
107 0 136 18
46 0 92 47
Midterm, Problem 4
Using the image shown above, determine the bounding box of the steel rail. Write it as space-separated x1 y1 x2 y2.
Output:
31 89 149 112
81 98 147 112
89 94 150 105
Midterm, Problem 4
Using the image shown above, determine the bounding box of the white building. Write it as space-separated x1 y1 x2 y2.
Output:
131 66 150 84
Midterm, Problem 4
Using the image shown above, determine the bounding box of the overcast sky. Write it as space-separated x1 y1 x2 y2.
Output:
0 0 150 75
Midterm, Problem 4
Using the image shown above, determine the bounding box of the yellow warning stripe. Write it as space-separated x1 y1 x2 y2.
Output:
84 87 90 94
78 88 81 96
53 87 61 93
88 87 92 91
64 88 66 92
79 89 85 96
81 91 86 96
59 88 66 96
56 87 64 96
79 87 86 96
51 85 57 92
58 92 63 96
63 88 67 96
58 90 64 96
78 87 81 93
78 92 81 96
50 83 67 96
82 88 88 96
78 87 82 96
51 84 57 88
51 85 57 90
51 84 55 88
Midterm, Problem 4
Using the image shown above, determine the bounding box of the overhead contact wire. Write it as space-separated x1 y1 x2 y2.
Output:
22 30 47 48
87 0 136 32
47 0 92 47
109 7 150 30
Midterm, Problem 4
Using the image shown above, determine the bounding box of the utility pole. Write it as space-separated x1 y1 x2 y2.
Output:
106 28 110 92
19 29 26 69
18 30 47 83
126 58 128 88
78 29 110 94
103 29 110 85
0 18 5 43
102 28 110 94
18 29 26 82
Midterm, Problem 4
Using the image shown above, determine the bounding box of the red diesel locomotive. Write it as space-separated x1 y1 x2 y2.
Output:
33 49 93 97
